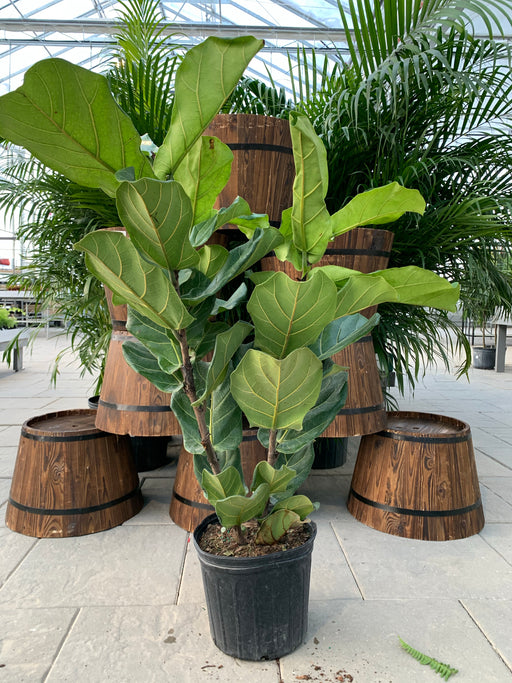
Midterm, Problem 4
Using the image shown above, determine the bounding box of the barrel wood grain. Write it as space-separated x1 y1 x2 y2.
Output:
205 114 294 227
96 330 181 437
347 411 485 540
6 410 143 538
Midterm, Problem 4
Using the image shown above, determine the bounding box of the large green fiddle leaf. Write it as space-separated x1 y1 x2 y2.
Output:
194 322 253 405
272 444 315 501
121 340 182 393
259 362 348 454
126 308 182 375
230 348 323 430
330 182 426 237
255 509 302 545
153 36 264 178
333 266 460 318
74 231 193 330
273 495 317 520
248 270 337 358
174 135 233 225
375 266 460 310
193 448 244 490
309 312 379 360
116 178 199 270
0 59 153 197
189 197 262 248
171 385 204 454
250 461 297 494
184 227 283 303
214 483 270 529
209 374 244 452
201 466 246 505
289 111 331 265
197 244 229 278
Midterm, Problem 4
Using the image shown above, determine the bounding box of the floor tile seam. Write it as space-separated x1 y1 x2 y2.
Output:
0 536 39 591
328 522 365 600
475 453 512 472
41 607 81 683
173 532 191 606
459 599 512 674
479 481 512 508
479 528 512 567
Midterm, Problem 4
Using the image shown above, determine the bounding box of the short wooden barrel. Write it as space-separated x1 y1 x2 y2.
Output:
205 114 294 227
6 410 143 538
170 431 267 531
96 329 181 437
261 228 394 437
347 411 485 541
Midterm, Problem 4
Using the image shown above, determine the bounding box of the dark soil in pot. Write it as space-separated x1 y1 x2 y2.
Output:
198 518 312 557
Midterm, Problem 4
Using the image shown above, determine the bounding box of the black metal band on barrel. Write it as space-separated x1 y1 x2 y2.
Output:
337 403 385 415
355 335 373 344
227 142 293 155
173 490 214 511
99 399 171 412
377 430 470 444
349 487 482 518
324 248 392 258
8 485 141 516
111 320 127 331
21 429 101 443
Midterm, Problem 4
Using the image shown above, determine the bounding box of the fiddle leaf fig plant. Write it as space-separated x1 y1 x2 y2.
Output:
0 34 461 549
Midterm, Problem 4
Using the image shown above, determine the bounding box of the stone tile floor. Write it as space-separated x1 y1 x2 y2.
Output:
1 332 512 682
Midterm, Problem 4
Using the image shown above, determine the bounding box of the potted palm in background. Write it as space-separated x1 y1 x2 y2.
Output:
226 0 512 392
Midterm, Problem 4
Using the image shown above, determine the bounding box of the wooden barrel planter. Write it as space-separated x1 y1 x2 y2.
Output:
170 430 267 532
204 114 294 228
347 411 485 541
96 319 181 438
88 395 172 471
5 409 143 538
261 227 394 437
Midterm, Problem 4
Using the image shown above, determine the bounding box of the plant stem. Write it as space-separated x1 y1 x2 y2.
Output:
232 525 247 545
171 271 220 475
268 429 278 466
175 327 221 475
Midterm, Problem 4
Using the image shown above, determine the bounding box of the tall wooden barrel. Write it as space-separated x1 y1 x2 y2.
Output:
347 411 485 541
170 430 267 531
6 410 143 538
96 328 181 437
204 114 294 226
261 227 394 437
96 228 181 438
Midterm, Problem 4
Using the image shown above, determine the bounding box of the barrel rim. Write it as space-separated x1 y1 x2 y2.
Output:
22 409 99 439
382 410 471 440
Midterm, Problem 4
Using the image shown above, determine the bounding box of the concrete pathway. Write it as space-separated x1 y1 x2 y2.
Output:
1 332 512 682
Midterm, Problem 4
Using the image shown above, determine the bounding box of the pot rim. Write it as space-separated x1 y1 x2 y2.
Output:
193 513 317 569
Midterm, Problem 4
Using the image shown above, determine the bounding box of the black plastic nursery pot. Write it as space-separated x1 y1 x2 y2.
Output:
193 513 317 661
312 437 348 469
472 346 496 370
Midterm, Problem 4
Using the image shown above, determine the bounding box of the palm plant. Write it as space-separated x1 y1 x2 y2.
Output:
0 0 181 385
285 0 512 391
0 157 117 389
106 0 183 147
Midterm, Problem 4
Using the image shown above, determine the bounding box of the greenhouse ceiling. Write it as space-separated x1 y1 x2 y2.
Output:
0 0 353 95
